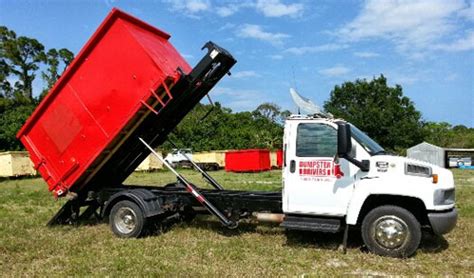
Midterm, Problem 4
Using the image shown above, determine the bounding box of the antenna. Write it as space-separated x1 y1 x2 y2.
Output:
291 65 298 92
291 66 300 114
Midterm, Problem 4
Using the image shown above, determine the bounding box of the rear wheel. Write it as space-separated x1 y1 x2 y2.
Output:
109 200 146 238
361 205 421 258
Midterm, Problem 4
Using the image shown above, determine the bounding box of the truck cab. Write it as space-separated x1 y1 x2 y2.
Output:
282 115 457 257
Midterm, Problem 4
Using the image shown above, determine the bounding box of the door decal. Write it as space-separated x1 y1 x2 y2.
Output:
299 160 343 181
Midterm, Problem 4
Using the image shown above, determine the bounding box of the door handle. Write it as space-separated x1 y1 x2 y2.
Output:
290 160 296 173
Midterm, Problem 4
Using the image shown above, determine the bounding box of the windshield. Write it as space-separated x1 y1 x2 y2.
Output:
349 124 385 155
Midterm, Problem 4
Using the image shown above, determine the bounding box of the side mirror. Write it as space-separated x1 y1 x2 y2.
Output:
337 122 352 156
336 121 370 172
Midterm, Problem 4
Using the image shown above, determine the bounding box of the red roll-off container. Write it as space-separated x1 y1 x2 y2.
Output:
225 149 271 172
276 149 283 168
17 8 236 197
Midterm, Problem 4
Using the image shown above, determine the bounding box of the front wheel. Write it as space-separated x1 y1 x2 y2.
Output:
109 200 146 238
361 205 421 258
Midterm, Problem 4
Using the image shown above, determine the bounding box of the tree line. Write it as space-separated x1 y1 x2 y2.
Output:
1 26 472 153
165 102 290 152
324 75 474 153
0 26 74 150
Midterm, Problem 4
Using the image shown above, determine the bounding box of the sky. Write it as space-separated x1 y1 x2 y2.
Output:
1 0 473 127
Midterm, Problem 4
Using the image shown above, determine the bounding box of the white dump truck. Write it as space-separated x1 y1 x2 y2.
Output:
23 9 456 259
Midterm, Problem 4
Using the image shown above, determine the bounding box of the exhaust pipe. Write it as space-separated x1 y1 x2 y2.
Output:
253 213 284 223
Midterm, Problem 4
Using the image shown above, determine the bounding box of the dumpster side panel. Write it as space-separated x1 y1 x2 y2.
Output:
67 19 163 138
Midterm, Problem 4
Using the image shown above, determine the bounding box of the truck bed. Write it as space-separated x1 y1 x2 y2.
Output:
108 185 283 213
48 184 282 226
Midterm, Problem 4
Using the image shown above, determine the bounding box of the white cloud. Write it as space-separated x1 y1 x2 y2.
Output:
354 51 380 58
232 70 261 79
104 0 117 7
216 5 240 17
255 0 304 18
163 0 304 18
216 1 255 17
337 0 470 54
433 30 474 51
318 65 350 77
212 86 268 111
182 54 194 59
391 74 419 85
218 23 235 31
236 24 290 45
268 54 284 60
285 43 348 55
163 0 210 16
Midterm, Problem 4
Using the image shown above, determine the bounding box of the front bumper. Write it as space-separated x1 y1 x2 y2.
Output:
428 208 458 235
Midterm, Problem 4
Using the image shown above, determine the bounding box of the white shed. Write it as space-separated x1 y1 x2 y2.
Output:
407 142 445 168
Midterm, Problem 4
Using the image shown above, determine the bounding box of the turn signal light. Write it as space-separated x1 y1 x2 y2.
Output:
432 174 438 184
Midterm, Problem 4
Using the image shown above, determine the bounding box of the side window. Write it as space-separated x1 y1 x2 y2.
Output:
296 123 337 157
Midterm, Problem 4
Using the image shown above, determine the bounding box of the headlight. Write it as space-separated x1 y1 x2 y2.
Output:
405 163 432 177
434 188 455 206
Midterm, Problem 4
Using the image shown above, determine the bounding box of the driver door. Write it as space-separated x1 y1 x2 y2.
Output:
283 121 356 216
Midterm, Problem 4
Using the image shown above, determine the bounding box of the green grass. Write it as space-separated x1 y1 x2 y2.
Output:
0 169 473 276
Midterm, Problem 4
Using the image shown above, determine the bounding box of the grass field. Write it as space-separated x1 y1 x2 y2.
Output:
0 169 473 276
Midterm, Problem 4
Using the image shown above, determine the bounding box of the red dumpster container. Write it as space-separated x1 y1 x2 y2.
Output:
17 9 192 197
225 149 271 172
276 149 283 168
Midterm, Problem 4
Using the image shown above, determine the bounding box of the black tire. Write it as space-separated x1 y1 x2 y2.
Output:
361 205 421 258
109 200 146 238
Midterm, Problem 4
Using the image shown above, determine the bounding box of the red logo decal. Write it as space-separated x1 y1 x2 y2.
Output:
298 160 344 180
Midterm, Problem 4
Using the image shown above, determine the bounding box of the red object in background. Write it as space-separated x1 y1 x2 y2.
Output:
225 149 271 172
16 9 191 197
276 149 283 168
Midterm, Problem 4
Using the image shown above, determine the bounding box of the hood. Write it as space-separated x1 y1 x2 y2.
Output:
367 155 454 189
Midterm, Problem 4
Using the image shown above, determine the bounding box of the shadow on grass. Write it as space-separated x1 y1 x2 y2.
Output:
419 232 449 253
160 217 450 254
173 216 362 252
285 229 363 251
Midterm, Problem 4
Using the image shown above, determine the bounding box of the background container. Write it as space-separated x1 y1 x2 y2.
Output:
270 150 283 169
276 149 283 168
135 151 163 171
0 151 36 177
193 151 226 168
225 149 271 172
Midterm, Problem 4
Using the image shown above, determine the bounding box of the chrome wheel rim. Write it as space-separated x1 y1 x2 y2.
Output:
372 215 408 249
114 207 137 234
